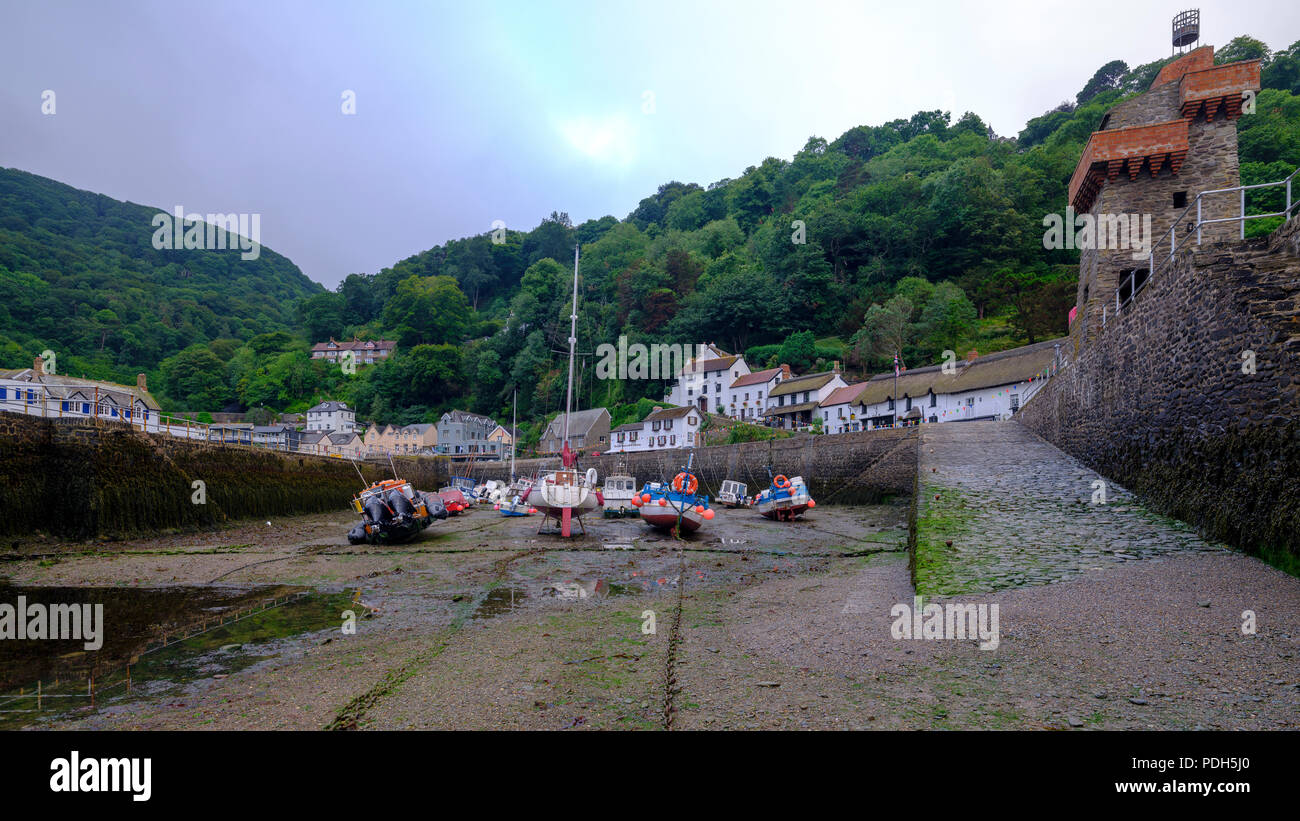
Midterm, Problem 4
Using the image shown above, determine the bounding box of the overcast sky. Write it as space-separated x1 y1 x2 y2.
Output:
2 0 1297 289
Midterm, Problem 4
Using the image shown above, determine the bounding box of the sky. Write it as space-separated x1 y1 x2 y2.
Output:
2 0 1298 289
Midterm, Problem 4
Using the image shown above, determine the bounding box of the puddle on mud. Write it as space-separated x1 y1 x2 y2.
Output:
0 584 351 729
473 577 653 619
473 586 527 619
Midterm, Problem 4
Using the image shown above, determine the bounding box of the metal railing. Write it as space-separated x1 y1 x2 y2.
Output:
1108 165 1299 326
0 384 365 459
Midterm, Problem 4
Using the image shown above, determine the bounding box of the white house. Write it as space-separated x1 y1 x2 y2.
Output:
817 382 869 434
726 366 788 421
608 422 646 453
306 400 356 433
848 338 1064 429
763 370 848 429
664 344 749 415
607 406 703 453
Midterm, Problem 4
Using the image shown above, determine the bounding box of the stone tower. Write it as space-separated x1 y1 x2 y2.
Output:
1068 38 1261 346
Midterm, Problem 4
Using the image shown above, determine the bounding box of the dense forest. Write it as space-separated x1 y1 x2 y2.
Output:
3 35 1298 439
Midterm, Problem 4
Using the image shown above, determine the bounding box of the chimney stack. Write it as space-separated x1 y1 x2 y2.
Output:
33 356 44 374
780 364 791 378
137 373 148 392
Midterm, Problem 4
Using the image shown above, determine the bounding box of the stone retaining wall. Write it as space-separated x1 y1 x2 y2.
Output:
1017 216 1300 563
0 412 449 541
471 427 919 505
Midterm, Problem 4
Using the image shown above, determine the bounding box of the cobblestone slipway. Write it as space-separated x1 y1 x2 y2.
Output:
914 420 1223 595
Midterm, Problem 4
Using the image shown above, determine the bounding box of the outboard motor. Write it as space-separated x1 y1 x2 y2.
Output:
347 522 369 545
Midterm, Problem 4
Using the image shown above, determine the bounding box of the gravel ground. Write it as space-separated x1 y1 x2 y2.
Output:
5 474 1295 731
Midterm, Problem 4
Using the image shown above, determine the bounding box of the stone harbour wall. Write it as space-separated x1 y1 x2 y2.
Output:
0 412 450 541
474 427 919 505
1018 215 1300 563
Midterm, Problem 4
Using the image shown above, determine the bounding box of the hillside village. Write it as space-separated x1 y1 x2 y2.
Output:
1 332 1064 461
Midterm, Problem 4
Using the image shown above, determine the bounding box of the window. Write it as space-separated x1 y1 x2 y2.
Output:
905 395 911 411
757 391 762 399
929 391 936 408
670 435 676 445
1173 191 1187 208
664 419 673 430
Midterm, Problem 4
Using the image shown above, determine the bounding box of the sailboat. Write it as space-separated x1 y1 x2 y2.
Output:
499 389 535 517
522 245 602 536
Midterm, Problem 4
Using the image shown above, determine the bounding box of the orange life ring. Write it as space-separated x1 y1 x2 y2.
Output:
671 472 699 495
773 474 791 489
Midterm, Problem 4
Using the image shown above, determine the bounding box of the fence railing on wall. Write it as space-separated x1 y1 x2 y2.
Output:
0 385 365 460
1106 165 1298 329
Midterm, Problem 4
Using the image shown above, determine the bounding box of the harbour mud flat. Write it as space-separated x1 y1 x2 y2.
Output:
2 500 1296 730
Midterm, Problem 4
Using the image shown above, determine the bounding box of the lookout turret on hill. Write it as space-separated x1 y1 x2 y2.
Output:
1068 10 1261 345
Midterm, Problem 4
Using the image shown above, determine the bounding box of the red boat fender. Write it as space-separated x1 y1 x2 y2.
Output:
596 491 605 506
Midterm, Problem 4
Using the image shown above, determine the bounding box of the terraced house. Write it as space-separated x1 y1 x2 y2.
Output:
0 359 161 424
395 423 437 454
437 409 503 459
841 338 1065 430
310 336 396 365
763 368 848 430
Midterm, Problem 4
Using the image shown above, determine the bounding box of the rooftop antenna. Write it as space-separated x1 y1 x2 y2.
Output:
1171 9 1200 55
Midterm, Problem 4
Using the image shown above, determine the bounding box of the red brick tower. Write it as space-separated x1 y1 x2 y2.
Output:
1069 13 1261 345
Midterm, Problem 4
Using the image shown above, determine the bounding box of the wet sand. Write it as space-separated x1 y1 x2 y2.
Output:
3 500 1296 730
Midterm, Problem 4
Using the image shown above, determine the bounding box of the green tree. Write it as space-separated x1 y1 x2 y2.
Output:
160 344 228 409
919 281 978 353
383 275 471 347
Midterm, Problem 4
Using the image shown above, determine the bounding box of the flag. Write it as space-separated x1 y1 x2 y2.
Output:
893 353 900 377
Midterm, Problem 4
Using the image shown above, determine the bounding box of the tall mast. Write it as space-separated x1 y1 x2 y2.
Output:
511 388 517 479
563 243 579 447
